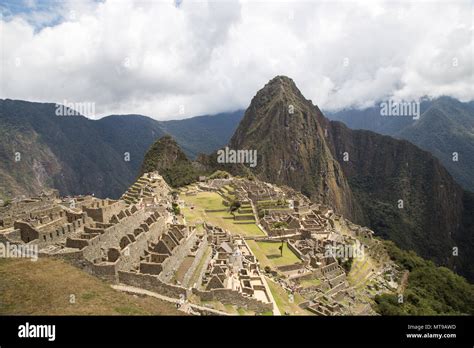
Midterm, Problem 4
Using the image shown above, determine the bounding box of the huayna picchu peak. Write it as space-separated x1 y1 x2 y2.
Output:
230 75 361 222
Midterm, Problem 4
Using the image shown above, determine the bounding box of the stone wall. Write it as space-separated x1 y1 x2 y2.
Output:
158 229 198 283
321 262 339 275
234 215 255 221
0 229 22 244
82 200 126 223
78 212 167 280
13 221 38 243
81 209 150 262
277 263 305 272
115 228 151 272
266 227 298 236
66 238 89 249
287 240 305 260
91 262 117 282
195 244 213 289
326 281 347 296
182 237 209 287
289 269 323 281
15 217 84 246
118 271 187 299
192 288 272 313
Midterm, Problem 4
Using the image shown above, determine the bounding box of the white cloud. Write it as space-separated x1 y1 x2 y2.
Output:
1 0 473 119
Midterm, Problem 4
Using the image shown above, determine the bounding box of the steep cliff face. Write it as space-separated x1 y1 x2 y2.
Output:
327 96 474 192
327 121 464 266
0 122 62 200
229 76 361 219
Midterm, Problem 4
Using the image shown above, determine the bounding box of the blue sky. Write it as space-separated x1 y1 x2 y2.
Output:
1 0 66 29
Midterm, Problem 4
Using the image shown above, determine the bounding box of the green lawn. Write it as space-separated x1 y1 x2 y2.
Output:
180 191 265 237
181 206 202 225
247 241 301 268
183 191 227 210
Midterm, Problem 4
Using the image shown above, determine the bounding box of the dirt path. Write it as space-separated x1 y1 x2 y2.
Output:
397 270 410 294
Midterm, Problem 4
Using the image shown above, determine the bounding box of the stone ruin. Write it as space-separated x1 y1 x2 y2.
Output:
0 173 395 316
194 224 274 313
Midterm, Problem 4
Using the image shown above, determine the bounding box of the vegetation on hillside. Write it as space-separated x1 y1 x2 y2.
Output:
374 241 474 315
140 135 202 188
328 97 474 192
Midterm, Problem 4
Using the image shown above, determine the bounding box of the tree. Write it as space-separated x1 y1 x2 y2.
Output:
229 200 241 213
341 257 353 273
172 202 180 215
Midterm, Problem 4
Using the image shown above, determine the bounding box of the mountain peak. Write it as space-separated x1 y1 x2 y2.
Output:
229 76 359 219
140 134 199 187
140 134 188 175
266 75 296 88
254 75 306 106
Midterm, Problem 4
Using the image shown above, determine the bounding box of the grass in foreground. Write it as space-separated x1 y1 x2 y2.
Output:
0 258 183 315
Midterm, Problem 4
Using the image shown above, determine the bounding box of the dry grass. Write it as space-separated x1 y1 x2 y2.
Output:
0 258 183 315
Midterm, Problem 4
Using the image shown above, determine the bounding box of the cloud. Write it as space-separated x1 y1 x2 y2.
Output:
1 0 473 119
